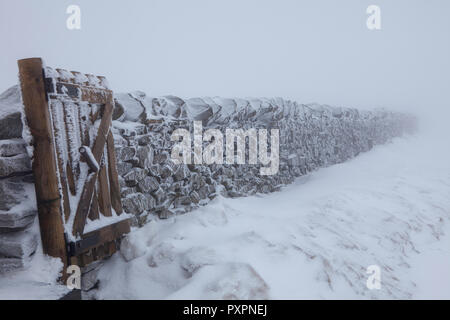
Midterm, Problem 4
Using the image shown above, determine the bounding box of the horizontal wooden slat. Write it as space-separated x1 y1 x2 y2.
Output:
76 240 118 268
83 218 130 244
81 86 112 104
69 219 130 257
46 79 112 104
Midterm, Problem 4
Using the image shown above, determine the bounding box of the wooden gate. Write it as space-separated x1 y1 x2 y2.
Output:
18 58 130 275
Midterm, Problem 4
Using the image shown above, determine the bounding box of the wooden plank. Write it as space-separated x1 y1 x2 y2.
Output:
82 219 129 246
80 250 94 267
71 71 89 86
83 219 129 245
69 255 79 267
71 219 130 256
72 98 113 236
56 68 76 84
107 241 117 256
47 80 111 104
66 163 76 196
81 86 111 104
79 146 100 172
91 247 99 261
98 242 115 261
54 81 111 104
18 58 68 278
47 67 109 89
76 241 117 267
91 98 113 161
97 162 112 217
90 103 103 123
88 191 100 221
49 100 72 222
107 131 123 214
94 245 104 261
72 172 97 237
63 101 79 195
97 76 110 89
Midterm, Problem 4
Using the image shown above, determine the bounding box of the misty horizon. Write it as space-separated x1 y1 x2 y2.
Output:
1 0 449 117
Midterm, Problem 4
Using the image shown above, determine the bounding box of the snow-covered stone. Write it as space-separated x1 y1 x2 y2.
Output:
116 146 136 162
114 93 145 122
157 208 175 220
136 145 153 169
0 178 29 211
0 139 27 157
112 99 125 121
116 161 133 176
173 165 189 181
151 187 166 204
137 176 159 193
185 98 214 124
0 86 23 140
0 210 37 231
123 168 147 187
0 154 31 178
189 191 200 204
0 257 26 273
122 193 155 215
0 231 37 258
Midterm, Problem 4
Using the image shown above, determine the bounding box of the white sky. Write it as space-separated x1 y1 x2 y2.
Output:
1 0 449 114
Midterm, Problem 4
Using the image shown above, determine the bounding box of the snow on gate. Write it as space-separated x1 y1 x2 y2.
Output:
18 58 130 280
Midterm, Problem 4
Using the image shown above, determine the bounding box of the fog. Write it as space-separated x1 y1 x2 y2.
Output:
1 0 449 130
1 1 450 300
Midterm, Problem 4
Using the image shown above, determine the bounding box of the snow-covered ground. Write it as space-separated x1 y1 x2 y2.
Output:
1 123 449 300
92 129 450 300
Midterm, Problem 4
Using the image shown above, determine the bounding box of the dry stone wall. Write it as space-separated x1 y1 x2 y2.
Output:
0 85 417 274
112 92 417 227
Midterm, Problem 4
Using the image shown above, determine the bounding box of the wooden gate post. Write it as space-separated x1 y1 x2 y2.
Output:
18 58 68 278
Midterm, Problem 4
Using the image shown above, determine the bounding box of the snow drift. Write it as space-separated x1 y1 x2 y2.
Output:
93 133 450 299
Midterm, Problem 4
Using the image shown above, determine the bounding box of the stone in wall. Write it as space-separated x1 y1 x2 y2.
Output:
0 257 25 273
0 139 27 157
0 152 32 179
0 210 37 232
0 174 37 234
0 141 37 231
0 231 37 259
0 86 23 141
0 173 37 273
